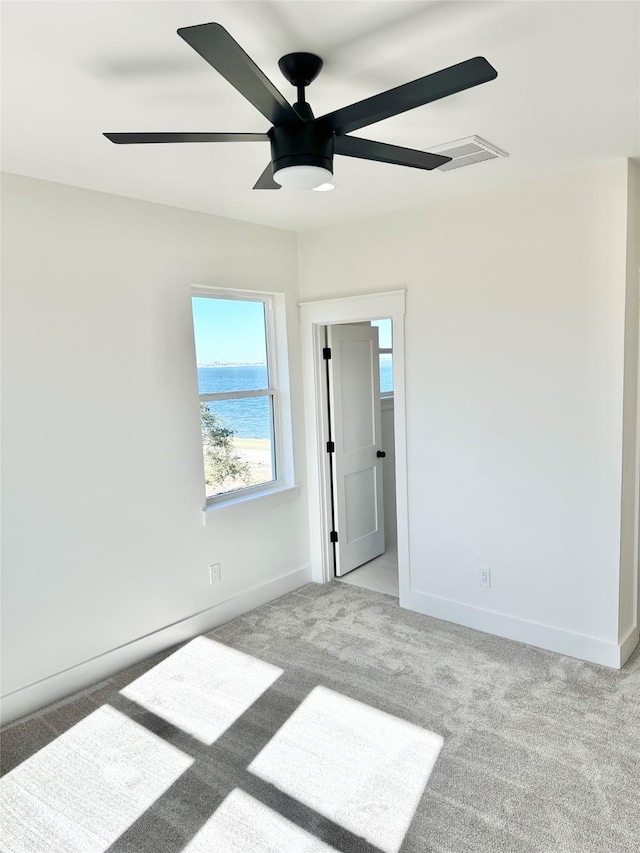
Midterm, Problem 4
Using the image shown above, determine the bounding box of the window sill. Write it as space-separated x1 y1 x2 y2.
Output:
201 484 300 525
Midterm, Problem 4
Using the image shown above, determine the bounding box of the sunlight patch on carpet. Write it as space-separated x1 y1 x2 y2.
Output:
182 788 337 852
121 636 283 744
0 705 193 853
248 686 443 853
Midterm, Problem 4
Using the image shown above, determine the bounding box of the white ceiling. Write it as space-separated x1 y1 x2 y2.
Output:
2 1 638 231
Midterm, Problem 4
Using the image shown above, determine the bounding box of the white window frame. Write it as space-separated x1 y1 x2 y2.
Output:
192 286 295 514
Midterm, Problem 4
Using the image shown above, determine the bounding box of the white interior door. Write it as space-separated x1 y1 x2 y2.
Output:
327 323 385 577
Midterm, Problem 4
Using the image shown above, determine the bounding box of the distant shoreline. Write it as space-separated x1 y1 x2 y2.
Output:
197 363 266 368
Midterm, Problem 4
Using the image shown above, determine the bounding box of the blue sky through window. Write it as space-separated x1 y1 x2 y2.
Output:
372 318 392 348
192 297 267 366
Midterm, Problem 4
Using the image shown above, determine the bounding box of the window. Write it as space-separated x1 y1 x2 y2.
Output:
372 319 393 396
192 293 279 502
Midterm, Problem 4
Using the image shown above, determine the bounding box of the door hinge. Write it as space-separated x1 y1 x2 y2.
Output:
330 531 338 543
326 441 335 453
323 347 332 360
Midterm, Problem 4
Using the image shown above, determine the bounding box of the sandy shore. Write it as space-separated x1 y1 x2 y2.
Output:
204 438 273 498
233 437 271 453
233 437 272 481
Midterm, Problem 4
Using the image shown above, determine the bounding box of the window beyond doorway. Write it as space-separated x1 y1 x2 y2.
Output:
372 318 393 396
192 294 278 502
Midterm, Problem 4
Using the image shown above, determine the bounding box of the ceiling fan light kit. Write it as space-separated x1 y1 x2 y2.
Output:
269 108 334 188
104 22 498 193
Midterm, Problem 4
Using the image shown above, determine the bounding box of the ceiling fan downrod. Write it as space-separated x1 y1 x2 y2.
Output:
270 52 334 185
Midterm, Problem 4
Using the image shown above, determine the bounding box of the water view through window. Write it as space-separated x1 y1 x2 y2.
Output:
379 355 393 394
373 319 393 394
193 297 276 498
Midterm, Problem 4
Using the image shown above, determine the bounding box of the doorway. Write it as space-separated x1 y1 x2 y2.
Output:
299 290 409 605
323 320 399 597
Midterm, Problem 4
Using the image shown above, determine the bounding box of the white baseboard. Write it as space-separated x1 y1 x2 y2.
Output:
619 624 639 667
0 565 312 726
400 588 630 669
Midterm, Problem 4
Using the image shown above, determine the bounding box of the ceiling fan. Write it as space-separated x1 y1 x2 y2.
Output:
104 22 498 191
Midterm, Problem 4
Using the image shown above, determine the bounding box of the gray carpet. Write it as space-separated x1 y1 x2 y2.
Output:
1 581 639 852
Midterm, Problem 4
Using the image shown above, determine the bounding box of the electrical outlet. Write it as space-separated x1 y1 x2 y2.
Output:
479 568 491 587
209 563 221 584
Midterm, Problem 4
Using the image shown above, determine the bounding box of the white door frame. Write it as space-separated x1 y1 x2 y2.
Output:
299 290 409 603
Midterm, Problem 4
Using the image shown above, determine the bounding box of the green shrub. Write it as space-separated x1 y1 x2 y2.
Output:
201 404 250 489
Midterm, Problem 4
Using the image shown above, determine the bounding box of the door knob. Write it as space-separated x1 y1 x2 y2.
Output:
377 450 386 458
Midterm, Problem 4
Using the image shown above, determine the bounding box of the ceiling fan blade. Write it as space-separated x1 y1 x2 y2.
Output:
253 163 281 190
334 135 451 170
320 57 497 135
177 23 302 127
104 132 269 144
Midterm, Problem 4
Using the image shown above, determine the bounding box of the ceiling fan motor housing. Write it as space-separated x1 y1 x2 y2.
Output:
269 122 334 174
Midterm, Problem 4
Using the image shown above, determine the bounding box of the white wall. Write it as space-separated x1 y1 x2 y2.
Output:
298 160 638 666
1 174 310 722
